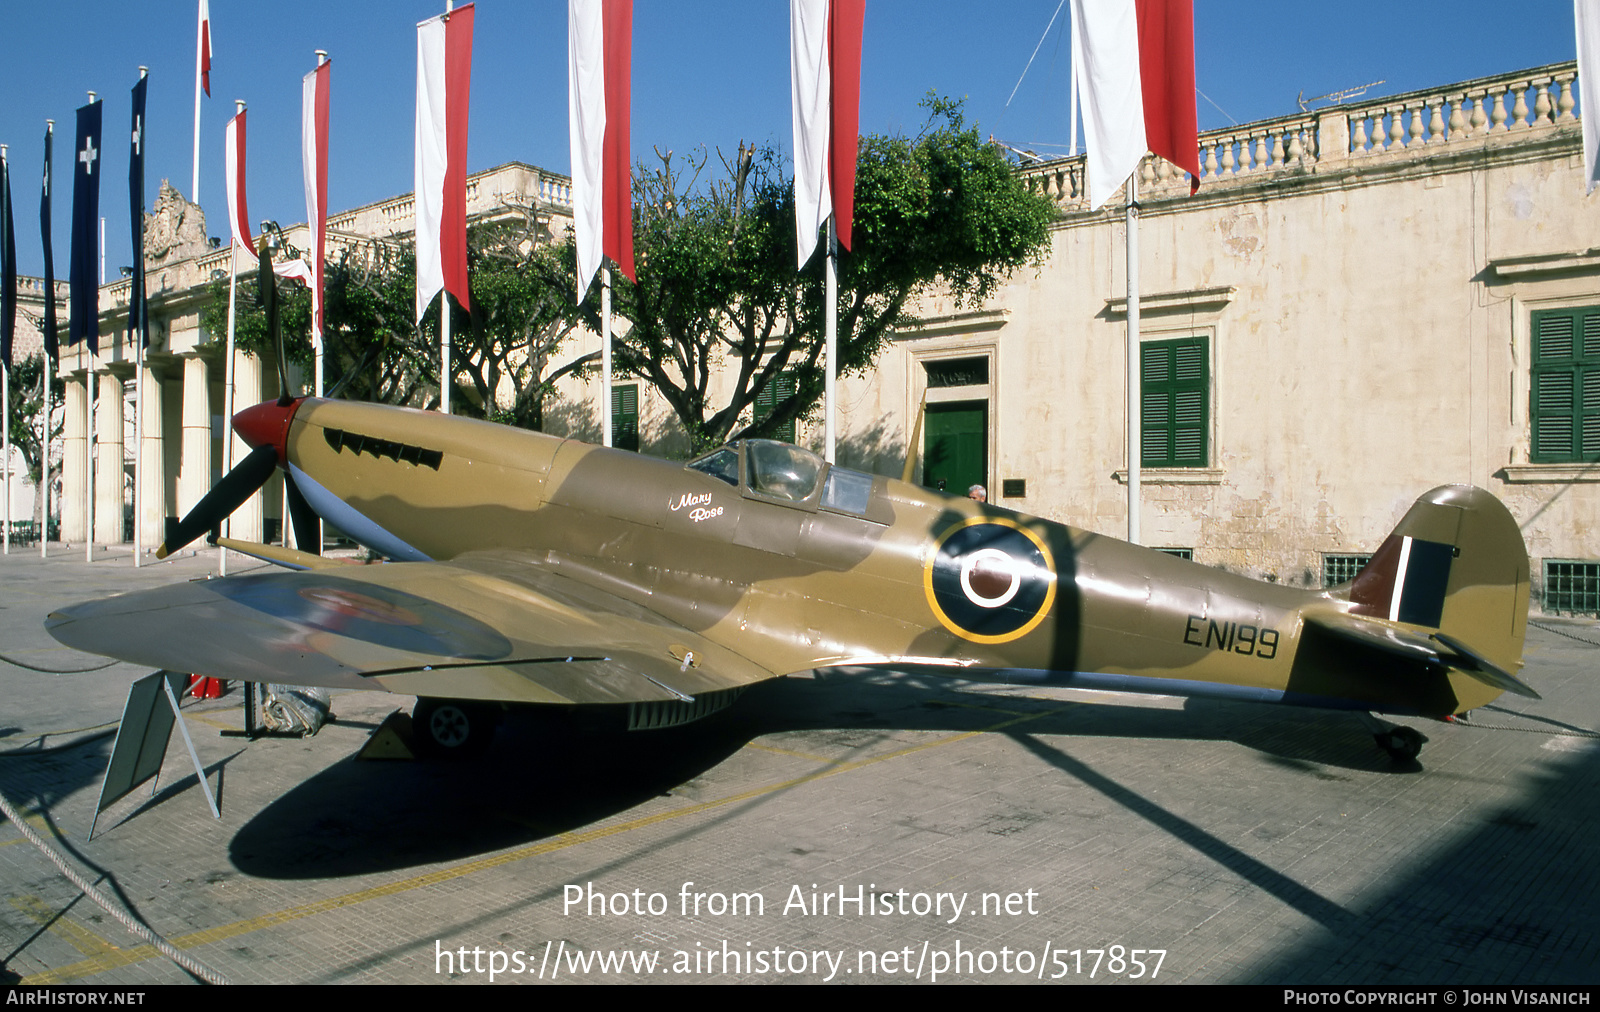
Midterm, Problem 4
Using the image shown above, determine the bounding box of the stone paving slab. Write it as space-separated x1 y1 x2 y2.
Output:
0 547 1596 984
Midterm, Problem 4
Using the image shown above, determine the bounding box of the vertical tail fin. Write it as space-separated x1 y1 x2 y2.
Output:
1342 485 1530 706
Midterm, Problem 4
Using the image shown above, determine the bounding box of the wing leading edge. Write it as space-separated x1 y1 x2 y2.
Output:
45 552 777 706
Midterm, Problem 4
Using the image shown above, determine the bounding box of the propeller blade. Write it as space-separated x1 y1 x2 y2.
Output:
285 470 321 556
259 240 293 405
156 444 280 558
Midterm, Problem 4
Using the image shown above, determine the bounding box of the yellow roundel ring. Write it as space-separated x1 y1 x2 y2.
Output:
923 516 1057 644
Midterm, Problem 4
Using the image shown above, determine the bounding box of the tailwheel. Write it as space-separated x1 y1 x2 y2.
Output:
1374 725 1427 762
412 698 497 758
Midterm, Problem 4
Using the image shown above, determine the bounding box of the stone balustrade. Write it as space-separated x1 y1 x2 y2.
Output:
1020 60 1581 212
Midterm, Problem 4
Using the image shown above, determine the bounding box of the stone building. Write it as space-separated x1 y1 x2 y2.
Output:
828 59 1600 608
12 60 1600 612
19 162 572 551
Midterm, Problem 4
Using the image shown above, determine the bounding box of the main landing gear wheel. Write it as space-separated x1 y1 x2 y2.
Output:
412 698 497 758
1374 725 1427 762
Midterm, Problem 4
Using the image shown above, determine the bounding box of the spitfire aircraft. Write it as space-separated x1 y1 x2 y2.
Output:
46 390 1539 764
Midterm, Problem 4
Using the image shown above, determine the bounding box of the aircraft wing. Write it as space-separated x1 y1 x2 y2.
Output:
44 551 777 706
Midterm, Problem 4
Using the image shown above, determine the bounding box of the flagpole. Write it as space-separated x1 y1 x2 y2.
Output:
3 144 10 557
40 348 50 559
41 119 52 561
1125 168 1140 545
222 234 238 577
133 66 147 569
1067 0 1080 157
602 266 613 447
824 217 837 464
313 50 327 400
4 361 10 556
84 356 92 564
438 0 453 418
192 1 203 205
85 92 96 566
440 295 450 414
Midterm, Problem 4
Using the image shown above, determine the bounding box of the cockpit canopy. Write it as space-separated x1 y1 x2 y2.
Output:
687 440 876 517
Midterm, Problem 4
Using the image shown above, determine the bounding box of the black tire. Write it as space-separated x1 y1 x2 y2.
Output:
1375 726 1426 762
413 698 496 758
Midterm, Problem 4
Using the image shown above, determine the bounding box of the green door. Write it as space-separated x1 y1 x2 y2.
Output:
924 401 987 495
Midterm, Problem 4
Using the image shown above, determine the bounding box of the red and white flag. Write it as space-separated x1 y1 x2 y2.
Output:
1578 0 1600 193
415 2 474 323
303 59 330 339
1071 0 1200 209
199 0 212 97
224 108 254 271
224 109 312 285
568 0 634 299
790 0 864 269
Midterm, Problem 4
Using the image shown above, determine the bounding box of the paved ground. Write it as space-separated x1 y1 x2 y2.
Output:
1 545 1597 985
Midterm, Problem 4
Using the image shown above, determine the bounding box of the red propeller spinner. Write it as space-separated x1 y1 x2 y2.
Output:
232 398 305 466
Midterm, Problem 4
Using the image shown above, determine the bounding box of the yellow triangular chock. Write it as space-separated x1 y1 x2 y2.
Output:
358 711 417 760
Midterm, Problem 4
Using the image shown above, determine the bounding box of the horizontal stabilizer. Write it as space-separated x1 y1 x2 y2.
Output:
1430 631 1541 700
1304 611 1540 700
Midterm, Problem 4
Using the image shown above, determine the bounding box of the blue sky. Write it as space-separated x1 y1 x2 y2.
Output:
0 0 1582 277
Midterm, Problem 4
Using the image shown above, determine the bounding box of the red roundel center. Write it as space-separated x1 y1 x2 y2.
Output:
960 549 1021 608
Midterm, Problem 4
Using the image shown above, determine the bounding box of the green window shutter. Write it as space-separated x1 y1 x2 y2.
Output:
611 383 639 452
1531 308 1600 463
755 371 797 443
1140 337 1208 467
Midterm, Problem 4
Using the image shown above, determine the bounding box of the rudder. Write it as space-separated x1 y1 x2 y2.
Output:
1343 485 1530 709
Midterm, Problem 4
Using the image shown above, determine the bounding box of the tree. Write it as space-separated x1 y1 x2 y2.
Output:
3 354 65 527
587 95 1056 454
457 228 592 430
201 216 586 423
201 243 437 409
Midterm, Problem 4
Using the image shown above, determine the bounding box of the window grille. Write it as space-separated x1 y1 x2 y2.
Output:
1322 553 1372 588
1543 559 1600 615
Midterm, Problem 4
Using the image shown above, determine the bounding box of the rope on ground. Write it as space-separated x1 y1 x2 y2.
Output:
1457 719 1600 739
1530 619 1600 649
0 785 230 985
0 651 119 674
0 727 117 758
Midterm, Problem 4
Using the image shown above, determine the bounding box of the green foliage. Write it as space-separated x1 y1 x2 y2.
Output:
586 95 1056 454
3 354 66 523
196 95 1053 454
198 229 583 423
460 231 586 430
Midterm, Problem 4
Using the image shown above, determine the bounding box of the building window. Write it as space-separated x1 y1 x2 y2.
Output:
1530 307 1600 463
611 384 639 452
1141 337 1208 467
754 371 797 443
1543 559 1600 615
1323 553 1373 588
925 356 990 388
1156 547 1193 560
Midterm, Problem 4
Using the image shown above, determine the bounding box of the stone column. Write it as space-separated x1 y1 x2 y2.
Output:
229 350 264 542
94 372 125 544
178 354 211 518
1317 109 1350 165
61 375 88 544
137 362 166 550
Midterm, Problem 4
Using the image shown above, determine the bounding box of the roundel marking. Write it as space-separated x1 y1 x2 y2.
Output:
923 517 1057 644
